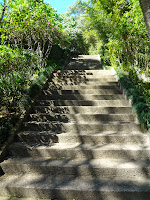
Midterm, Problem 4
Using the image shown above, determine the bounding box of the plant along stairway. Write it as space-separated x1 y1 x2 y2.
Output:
0 55 150 200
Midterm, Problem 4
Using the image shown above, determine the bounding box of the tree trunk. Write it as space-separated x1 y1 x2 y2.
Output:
139 0 150 39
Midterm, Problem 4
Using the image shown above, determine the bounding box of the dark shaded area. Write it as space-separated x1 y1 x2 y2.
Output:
65 55 103 70
48 45 66 66
0 166 4 176
0 65 59 156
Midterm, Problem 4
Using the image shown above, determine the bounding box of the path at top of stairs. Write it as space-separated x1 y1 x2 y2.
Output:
0 55 149 200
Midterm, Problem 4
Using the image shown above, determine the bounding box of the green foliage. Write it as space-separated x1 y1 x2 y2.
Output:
28 64 56 99
1 0 67 65
81 0 149 73
1 0 88 62
67 0 88 15
0 51 58 148
117 70 150 130
75 0 150 131
0 45 40 106
0 0 87 148
57 13 88 56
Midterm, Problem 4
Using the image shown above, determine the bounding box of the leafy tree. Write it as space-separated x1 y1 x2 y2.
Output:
59 13 88 55
139 0 150 39
67 0 88 15
0 0 10 28
1 0 67 66
81 0 149 73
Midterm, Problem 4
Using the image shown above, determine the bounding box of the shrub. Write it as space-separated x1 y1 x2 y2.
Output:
0 45 40 108
0 44 60 148
117 70 150 131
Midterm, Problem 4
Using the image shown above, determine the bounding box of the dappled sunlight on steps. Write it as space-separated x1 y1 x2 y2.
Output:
0 55 149 200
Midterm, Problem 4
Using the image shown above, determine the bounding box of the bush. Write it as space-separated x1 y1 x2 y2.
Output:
0 45 60 149
117 70 150 130
0 45 40 108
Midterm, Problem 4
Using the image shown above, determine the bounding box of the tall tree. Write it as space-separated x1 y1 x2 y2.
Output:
0 0 9 28
139 0 150 38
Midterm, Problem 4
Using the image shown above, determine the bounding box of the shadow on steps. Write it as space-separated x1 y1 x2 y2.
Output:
65 55 103 70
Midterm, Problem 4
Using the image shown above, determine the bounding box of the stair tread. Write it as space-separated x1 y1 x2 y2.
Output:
44 88 121 91
34 105 132 108
38 94 125 100
3 157 150 168
0 174 150 191
54 69 115 73
13 142 148 150
19 131 145 136
52 78 117 81
0 198 42 200
48 86 120 90
43 89 122 92
36 100 128 102
39 94 123 96
45 88 120 90
32 106 133 114
36 100 130 106
46 85 119 88
28 113 136 122
29 113 135 116
48 142 149 150
12 142 150 151
1 66 147 199
24 121 139 125
49 81 118 83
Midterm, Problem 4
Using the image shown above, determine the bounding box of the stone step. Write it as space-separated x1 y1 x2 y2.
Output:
9 142 150 159
35 100 130 107
45 83 120 91
49 79 118 86
58 132 147 144
49 80 118 86
17 131 58 146
17 132 147 146
32 106 133 114
66 66 105 70
44 85 121 90
43 89 123 95
1 174 150 200
52 76 117 82
27 113 136 123
38 94 125 100
2 158 150 180
1 62 147 200
52 69 115 75
54 69 115 75
0 198 45 200
51 78 118 84
23 121 141 133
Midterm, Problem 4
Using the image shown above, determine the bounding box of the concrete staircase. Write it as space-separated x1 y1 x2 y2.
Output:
0 56 150 200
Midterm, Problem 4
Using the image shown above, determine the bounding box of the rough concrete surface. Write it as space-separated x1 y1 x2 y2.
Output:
0 55 149 199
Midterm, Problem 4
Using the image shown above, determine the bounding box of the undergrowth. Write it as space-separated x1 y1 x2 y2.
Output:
0 51 61 150
116 69 150 131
